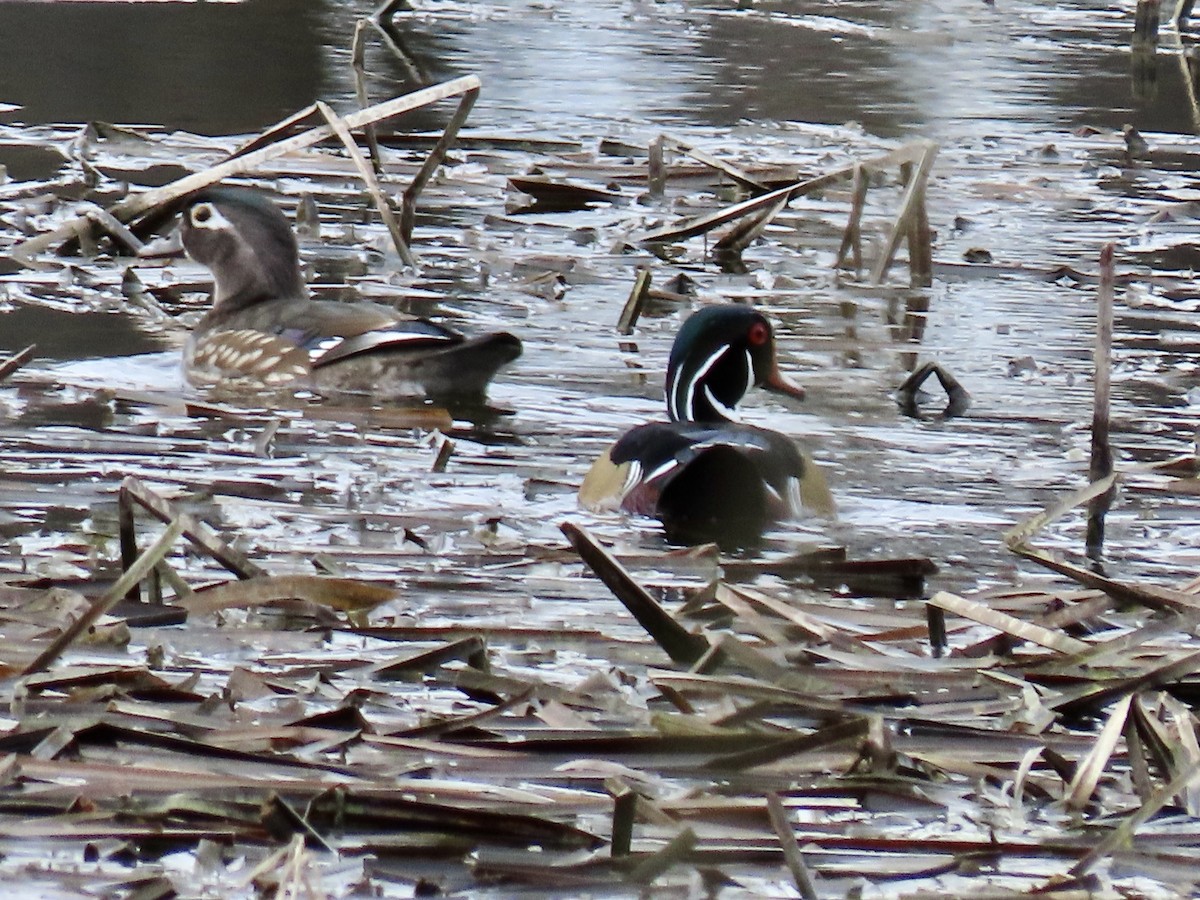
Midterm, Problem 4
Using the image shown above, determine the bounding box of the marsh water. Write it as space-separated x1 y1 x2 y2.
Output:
4 1 1200 897
2 1 1200 600
0 0 1195 600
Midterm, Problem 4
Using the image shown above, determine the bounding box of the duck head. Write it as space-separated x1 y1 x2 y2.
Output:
176 187 307 312
664 304 805 423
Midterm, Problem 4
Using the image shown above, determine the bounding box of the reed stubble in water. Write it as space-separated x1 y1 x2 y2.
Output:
1086 243 1116 557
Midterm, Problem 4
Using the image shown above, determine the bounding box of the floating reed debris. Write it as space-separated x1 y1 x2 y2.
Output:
659 133 769 193
0 345 35 384
22 517 185 675
766 793 818 900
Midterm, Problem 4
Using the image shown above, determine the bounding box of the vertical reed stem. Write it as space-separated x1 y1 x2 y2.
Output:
1086 243 1116 558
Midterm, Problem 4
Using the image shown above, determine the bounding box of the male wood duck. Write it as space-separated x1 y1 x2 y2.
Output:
580 304 834 549
148 187 521 400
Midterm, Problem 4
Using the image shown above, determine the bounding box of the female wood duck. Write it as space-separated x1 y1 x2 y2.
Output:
150 187 521 400
580 304 834 549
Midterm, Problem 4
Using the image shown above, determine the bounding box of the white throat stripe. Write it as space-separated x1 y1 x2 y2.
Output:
677 344 731 422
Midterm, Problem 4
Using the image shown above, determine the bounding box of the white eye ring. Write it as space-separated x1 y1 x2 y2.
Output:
189 203 229 229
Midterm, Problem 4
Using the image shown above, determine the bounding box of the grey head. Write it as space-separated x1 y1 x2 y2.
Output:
180 187 307 312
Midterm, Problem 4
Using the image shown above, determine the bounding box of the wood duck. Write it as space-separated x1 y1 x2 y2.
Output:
149 187 521 400
580 304 834 549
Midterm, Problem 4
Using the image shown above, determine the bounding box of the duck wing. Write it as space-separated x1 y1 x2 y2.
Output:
260 299 465 369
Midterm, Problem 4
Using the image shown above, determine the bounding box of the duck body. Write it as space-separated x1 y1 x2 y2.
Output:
605 420 810 547
186 294 522 399
581 304 832 549
168 187 521 400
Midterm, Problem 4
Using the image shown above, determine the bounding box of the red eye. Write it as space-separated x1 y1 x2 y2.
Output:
747 321 770 346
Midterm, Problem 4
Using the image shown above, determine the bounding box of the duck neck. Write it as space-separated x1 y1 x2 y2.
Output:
211 255 306 315
675 390 740 425
666 346 750 424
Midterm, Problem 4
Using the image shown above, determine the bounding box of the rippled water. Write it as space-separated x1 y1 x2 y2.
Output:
1 0 1199 596
5 3 1200 898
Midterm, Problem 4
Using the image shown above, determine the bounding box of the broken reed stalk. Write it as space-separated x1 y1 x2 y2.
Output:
400 83 478 243
1050 649 1200 720
607 780 636 857
226 104 320 161
766 793 819 900
368 18 426 85
373 0 413 23
662 135 767 193
392 685 532 739
431 435 455 472
1135 0 1162 46
635 141 931 246
637 139 937 285
1086 243 1116 557
870 141 938 285
925 603 946 658
262 794 336 853
560 522 709 666
1014 543 1200 617
374 634 484 679
23 517 185 675
1064 693 1133 811
120 475 267 585
906 161 934 287
1068 757 1200 876
647 136 666 199
1169 28 1200 134
617 268 652 335
1005 471 1118 550
350 19 385 176
713 193 790 256
9 75 482 263
83 205 145 254
834 163 867 274
0 345 36 383
626 826 698 885
927 590 1089 655
704 716 869 771
317 101 417 268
